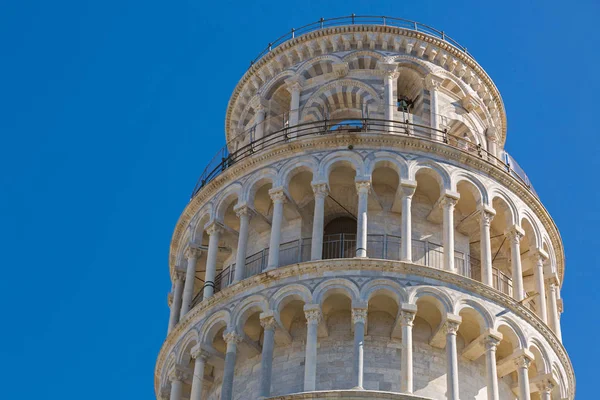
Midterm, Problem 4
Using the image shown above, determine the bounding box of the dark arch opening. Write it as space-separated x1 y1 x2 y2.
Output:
323 217 357 259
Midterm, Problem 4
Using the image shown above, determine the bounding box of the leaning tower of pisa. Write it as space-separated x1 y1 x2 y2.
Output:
156 16 574 400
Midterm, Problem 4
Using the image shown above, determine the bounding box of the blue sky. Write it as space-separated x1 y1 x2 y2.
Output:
1 0 598 398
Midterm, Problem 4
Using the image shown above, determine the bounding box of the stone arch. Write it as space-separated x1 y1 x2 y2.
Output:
300 78 381 121
494 316 527 349
552 361 568 399
343 50 384 70
390 55 435 76
278 156 319 188
359 279 408 305
520 209 542 249
312 278 360 306
214 182 243 222
542 234 557 273
489 187 518 226
175 328 200 365
407 286 453 314
262 69 297 100
232 294 270 332
443 118 482 146
317 150 366 181
451 170 489 205
190 204 214 244
408 159 452 190
431 68 471 98
528 336 551 374
161 353 177 389
199 309 232 345
364 151 409 179
270 283 313 311
453 298 493 330
296 54 343 78
241 167 279 204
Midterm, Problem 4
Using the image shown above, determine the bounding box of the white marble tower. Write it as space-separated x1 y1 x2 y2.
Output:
156 16 573 400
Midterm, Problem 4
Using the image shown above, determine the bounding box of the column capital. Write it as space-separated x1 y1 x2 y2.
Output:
441 190 460 205
514 353 533 369
531 247 549 263
351 307 368 324
332 61 350 78
249 95 268 112
355 179 371 194
268 187 287 203
173 268 186 282
545 272 560 287
424 74 444 90
167 292 174 306
185 245 203 259
442 314 462 336
505 224 525 243
233 203 253 218
399 304 417 327
260 311 277 330
303 304 322 324
168 364 190 382
223 330 243 345
284 76 304 92
537 379 555 394
204 222 224 236
483 329 503 350
159 387 170 400
478 204 496 224
311 181 329 197
377 61 399 79
400 179 417 196
190 344 211 360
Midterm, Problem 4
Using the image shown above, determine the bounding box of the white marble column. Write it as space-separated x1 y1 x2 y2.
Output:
233 204 252 283
310 182 329 261
400 304 417 394
400 181 417 262
486 128 499 163
181 246 202 316
516 355 533 400
352 307 367 389
221 331 242 400
190 346 210 400
506 225 525 301
303 304 321 391
546 274 562 340
537 380 555 400
532 249 549 323
484 335 501 400
267 187 286 270
254 103 266 148
355 180 371 258
425 74 444 135
441 192 460 272
169 366 189 400
259 312 277 398
203 223 223 299
380 63 398 131
445 318 461 400
167 269 186 333
479 205 496 286
286 79 302 137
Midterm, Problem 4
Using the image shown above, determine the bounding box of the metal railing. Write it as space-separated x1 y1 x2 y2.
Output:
191 234 480 305
248 15 471 69
191 117 536 199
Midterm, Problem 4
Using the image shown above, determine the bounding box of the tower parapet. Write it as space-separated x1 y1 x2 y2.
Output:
157 16 573 400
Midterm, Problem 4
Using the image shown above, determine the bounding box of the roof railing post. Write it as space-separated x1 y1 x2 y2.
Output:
268 43 272 52
441 30 445 40
414 21 418 31
352 13 355 24
320 17 324 29
291 28 295 38
382 16 386 26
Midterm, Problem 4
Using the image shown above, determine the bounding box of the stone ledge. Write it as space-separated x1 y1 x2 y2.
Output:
267 390 432 400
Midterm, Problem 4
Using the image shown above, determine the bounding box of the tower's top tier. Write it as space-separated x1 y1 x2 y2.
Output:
224 16 506 148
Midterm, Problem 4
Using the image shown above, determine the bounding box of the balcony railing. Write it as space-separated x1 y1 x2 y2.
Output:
191 117 536 200
191 234 514 306
247 15 471 69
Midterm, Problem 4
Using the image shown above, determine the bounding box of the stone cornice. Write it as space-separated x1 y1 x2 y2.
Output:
171 133 565 282
225 25 506 144
154 259 575 398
